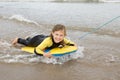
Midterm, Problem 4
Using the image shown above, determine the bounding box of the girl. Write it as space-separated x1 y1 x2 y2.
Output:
12 24 77 58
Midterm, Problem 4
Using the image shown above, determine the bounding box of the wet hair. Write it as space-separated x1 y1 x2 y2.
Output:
51 24 66 36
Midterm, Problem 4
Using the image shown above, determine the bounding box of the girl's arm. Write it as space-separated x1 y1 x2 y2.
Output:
64 38 78 49
35 37 53 58
43 53 52 58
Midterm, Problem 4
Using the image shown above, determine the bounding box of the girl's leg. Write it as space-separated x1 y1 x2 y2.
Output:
12 37 31 46
17 38 31 46
12 38 19 45
12 35 47 47
27 35 47 47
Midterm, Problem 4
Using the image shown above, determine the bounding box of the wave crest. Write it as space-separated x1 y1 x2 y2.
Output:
9 14 39 26
0 14 39 26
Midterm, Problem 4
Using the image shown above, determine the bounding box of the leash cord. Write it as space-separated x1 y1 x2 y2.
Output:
79 16 120 40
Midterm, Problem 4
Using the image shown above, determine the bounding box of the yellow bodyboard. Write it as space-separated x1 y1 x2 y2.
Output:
21 46 77 56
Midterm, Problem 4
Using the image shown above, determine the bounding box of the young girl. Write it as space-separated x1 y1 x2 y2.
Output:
12 24 77 58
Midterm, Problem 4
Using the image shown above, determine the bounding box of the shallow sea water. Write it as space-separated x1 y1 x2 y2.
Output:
0 2 120 80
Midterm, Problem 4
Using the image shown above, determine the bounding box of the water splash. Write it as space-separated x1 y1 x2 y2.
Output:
0 41 84 64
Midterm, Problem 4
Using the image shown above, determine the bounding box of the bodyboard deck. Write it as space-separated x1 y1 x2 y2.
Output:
21 46 77 56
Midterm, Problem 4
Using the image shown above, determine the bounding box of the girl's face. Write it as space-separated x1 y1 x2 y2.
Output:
52 30 65 43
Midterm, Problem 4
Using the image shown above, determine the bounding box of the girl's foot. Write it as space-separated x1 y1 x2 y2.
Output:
12 38 18 45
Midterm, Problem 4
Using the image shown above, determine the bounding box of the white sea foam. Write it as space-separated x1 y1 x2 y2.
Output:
0 45 84 64
9 14 39 26
0 39 84 64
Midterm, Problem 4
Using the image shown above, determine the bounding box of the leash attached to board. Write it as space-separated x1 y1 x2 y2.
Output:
79 16 120 40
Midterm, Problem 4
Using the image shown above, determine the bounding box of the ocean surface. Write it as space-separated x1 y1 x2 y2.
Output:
0 2 120 80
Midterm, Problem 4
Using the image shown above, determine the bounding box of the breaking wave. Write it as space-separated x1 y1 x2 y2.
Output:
0 14 39 26
0 14 119 38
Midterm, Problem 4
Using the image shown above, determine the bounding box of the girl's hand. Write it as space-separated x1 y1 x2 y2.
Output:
74 43 78 49
43 52 52 58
